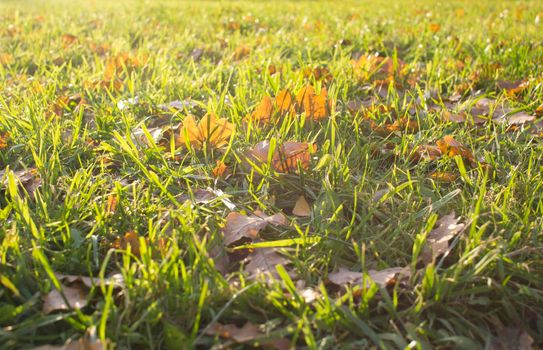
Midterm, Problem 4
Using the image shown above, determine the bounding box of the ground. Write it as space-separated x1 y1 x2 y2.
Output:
1 0 543 349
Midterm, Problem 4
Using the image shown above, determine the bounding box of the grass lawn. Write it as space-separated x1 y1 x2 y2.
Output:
1 0 543 348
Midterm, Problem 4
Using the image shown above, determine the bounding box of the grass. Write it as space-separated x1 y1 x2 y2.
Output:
1 0 543 349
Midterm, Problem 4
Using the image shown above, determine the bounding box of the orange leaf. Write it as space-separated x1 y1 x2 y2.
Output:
429 171 458 182
178 114 234 150
296 85 332 121
112 231 140 257
212 160 228 177
0 132 9 149
436 135 477 165
429 23 441 33
246 140 317 174
245 95 273 124
274 89 296 116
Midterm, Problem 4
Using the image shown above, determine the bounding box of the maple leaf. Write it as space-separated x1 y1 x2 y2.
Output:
421 212 465 264
245 140 317 174
222 210 287 246
295 85 333 120
178 114 234 150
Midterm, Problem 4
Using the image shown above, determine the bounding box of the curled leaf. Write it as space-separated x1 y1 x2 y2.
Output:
295 85 333 120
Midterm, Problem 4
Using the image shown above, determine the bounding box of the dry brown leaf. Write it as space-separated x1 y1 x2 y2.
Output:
54 273 124 289
223 211 288 246
0 168 42 195
31 337 107 350
177 114 234 149
61 33 78 48
43 284 88 314
493 111 536 126
205 322 289 349
292 195 311 217
421 212 465 264
328 266 409 288
497 80 529 96
245 140 317 174
244 248 289 280
410 144 443 163
490 328 534 350
234 46 250 60
295 85 333 121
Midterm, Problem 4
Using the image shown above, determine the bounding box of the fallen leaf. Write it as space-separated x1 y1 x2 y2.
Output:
436 135 477 166
410 144 443 162
497 80 529 95
61 33 78 47
295 85 333 120
31 337 107 350
244 247 289 280
245 95 273 124
112 231 140 257
429 23 441 33
43 284 88 314
212 160 228 177
292 195 311 217
429 172 458 182
493 111 535 126
205 322 289 349
54 273 124 289
275 89 296 116
178 114 234 150
223 211 287 246
234 46 250 60
421 212 465 264
490 327 534 350
0 132 9 149
245 140 317 174
0 168 42 195
328 266 409 288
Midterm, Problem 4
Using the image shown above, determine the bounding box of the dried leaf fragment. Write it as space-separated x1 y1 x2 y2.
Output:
292 195 311 217
421 212 465 264
244 248 289 280
205 322 289 349
328 266 409 289
43 284 88 314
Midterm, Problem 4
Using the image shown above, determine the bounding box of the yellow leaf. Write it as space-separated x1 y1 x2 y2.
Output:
292 195 311 217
